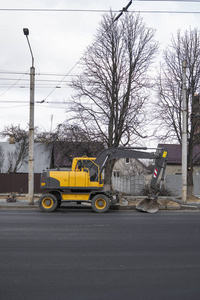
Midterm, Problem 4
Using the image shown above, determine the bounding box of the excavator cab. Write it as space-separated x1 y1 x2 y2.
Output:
72 157 95 172
73 157 103 184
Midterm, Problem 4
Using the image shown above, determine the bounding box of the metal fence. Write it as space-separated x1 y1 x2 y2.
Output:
112 174 200 196
112 175 145 195
165 174 200 196
0 173 42 194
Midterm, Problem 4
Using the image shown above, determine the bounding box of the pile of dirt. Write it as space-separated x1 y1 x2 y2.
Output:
187 195 200 202
175 195 200 203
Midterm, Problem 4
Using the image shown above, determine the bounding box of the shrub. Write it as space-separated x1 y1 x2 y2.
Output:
140 183 172 196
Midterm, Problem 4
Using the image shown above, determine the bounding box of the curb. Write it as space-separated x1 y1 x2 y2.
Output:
0 202 199 211
0 204 39 210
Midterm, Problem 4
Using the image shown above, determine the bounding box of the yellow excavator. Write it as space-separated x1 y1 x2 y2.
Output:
39 147 168 213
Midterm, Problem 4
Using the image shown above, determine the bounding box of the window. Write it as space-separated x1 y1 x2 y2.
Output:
113 171 120 177
125 158 130 164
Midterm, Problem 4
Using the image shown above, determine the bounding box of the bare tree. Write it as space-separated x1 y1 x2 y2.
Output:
154 28 200 194
53 124 104 166
35 124 104 167
0 125 29 173
69 12 158 188
0 146 4 172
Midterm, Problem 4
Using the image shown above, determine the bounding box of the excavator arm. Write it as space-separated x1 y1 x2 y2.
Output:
90 147 167 181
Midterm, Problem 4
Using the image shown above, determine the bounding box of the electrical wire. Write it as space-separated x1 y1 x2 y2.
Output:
0 104 29 109
0 78 71 83
0 8 200 13
134 0 200 1
0 69 29 98
134 10 200 13
0 9 118 12
0 71 77 76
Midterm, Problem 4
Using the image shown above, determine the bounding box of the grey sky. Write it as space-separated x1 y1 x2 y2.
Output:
0 0 199 136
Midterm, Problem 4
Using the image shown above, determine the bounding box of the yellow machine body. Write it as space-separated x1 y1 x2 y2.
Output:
41 156 104 191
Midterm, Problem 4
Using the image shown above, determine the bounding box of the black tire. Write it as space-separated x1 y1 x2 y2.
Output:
39 193 58 212
91 194 110 213
57 199 62 208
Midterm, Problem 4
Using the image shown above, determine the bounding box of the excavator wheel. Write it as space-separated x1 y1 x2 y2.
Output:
39 193 58 213
91 194 110 213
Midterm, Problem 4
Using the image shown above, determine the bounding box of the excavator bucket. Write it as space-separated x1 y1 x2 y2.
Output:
136 197 159 213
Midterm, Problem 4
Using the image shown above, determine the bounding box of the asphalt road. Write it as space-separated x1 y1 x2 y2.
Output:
0 209 200 300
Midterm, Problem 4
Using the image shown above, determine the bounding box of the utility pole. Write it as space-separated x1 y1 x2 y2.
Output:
182 60 187 204
23 28 35 205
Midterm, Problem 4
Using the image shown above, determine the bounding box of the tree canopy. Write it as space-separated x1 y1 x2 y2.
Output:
154 28 200 194
69 12 158 148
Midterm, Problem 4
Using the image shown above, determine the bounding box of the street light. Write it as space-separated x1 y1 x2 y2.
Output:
23 28 35 205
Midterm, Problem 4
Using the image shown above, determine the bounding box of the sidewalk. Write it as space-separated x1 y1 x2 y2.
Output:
121 196 200 211
0 198 38 209
0 195 200 211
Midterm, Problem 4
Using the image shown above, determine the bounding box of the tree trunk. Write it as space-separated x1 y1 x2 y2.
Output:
187 144 194 195
187 151 194 196
103 160 116 191
187 169 194 196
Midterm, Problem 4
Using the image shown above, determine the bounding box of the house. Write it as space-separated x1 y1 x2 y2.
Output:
0 142 53 193
112 157 150 178
193 94 200 138
0 142 52 174
158 144 200 175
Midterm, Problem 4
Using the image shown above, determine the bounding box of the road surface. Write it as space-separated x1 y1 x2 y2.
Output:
0 209 200 300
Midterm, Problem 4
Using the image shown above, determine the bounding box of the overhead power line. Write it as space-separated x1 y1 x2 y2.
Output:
0 78 71 83
1 0 200 14
134 0 200 1
135 0 200 1
136 10 200 13
0 8 115 12
0 71 77 76
1 9 200 14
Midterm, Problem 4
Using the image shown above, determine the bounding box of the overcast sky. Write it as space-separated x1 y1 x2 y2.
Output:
0 0 200 140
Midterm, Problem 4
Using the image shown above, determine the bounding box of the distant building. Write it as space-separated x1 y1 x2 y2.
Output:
113 158 149 178
0 142 52 174
193 94 200 139
158 144 200 175
52 141 104 169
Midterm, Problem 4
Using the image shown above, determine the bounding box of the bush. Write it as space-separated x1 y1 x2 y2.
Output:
140 183 172 196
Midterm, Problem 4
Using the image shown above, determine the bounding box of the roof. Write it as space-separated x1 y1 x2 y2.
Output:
158 144 200 165
0 142 52 173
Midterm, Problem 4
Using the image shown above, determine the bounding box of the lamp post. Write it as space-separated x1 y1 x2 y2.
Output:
23 28 35 205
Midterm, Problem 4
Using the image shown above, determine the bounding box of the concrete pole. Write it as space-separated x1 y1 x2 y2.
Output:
28 65 35 205
182 60 187 204
23 29 35 205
